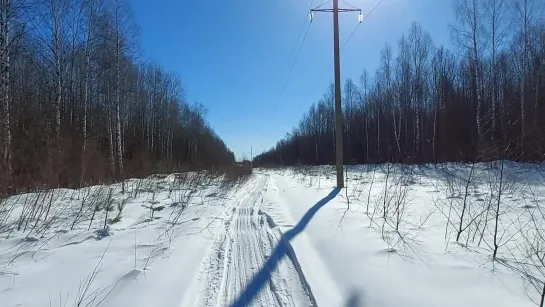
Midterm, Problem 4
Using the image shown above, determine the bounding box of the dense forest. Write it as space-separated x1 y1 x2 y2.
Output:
0 0 235 194
254 0 545 166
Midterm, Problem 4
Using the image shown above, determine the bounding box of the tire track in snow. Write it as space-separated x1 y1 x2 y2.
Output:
193 174 316 307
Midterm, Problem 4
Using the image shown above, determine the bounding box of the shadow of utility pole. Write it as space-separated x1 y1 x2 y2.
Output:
231 187 341 307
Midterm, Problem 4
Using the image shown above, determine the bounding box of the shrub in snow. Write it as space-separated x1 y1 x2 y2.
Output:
95 226 111 239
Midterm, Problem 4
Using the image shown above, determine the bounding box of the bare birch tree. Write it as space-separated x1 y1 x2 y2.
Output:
452 0 485 144
0 0 11 184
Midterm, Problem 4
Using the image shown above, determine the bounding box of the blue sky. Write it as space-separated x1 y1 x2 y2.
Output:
130 0 456 161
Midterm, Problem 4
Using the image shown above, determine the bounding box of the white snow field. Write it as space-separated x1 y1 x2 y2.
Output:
1 163 545 307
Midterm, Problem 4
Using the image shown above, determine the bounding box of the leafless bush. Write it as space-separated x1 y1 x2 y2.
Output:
101 188 115 229
454 162 476 243
142 241 167 271
366 166 377 216
367 164 392 228
88 187 108 231
132 179 143 198
71 189 92 230
111 198 128 224
442 162 521 257
521 205 545 307
480 161 521 259
518 218 545 307
365 164 424 255
1 188 73 239
493 167 545 307
71 241 115 307
392 174 413 232
434 162 480 247
500 198 545 307
1 195 23 237
0 196 12 233
217 164 252 190
290 165 317 186
378 164 393 229
159 172 207 247
17 190 49 233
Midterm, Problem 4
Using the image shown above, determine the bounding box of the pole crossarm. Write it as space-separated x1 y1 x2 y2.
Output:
309 5 363 23
311 8 360 13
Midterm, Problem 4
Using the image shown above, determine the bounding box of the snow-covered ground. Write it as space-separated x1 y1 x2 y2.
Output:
1 163 544 307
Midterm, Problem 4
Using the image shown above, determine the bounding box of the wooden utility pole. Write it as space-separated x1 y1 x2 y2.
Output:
311 1 362 188
333 0 343 188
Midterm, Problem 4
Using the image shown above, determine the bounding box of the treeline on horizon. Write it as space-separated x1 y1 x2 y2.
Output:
254 0 545 167
0 0 235 195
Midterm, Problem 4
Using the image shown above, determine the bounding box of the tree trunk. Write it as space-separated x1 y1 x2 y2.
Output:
81 22 90 187
415 104 421 159
115 27 123 188
489 0 500 139
456 162 475 242
376 107 380 161
521 71 526 154
53 8 61 142
392 108 402 160
471 0 483 144
492 160 504 259
539 283 545 307
1 0 11 184
519 0 529 157
365 115 369 162
108 107 115 177
433 103 438 161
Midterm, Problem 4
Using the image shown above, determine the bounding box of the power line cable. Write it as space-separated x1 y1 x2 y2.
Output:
366 0 386 19
315 0 332 10
340 0 358 10
288 0 316 69
278 1 315 100
308 23 360 95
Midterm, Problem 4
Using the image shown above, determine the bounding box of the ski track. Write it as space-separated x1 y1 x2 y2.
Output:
195 174 316 307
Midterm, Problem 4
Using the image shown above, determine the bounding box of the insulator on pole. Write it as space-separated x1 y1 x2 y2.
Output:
309 11 314 22
358 12 363 23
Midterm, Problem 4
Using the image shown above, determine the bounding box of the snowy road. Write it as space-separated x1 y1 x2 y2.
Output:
190 175 317 307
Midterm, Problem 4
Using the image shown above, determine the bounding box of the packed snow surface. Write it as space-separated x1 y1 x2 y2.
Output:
1 163 544 306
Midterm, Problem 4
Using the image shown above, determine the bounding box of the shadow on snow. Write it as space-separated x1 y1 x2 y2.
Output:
230 187 341 307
